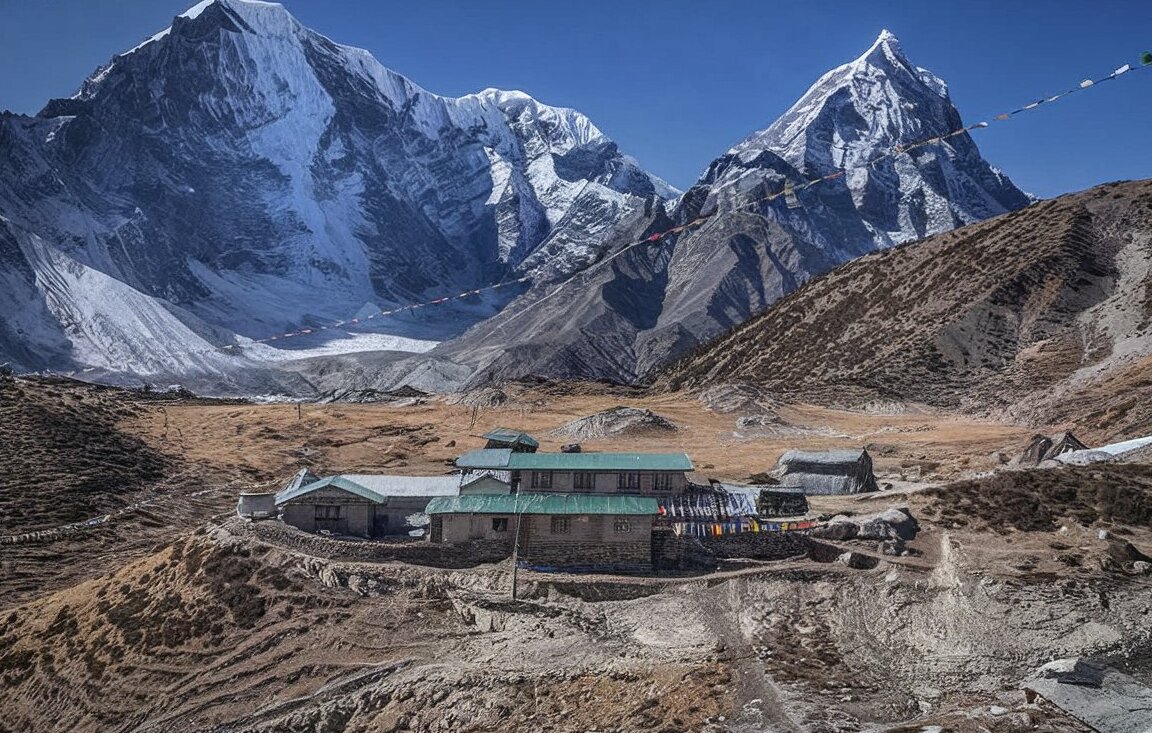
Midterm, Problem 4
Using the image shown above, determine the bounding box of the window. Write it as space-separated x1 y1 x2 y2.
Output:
531 471 553 489
653 473 673 491
491 518 509 532
315 505 341 520
614 517 632 533
617 472 641 491
550 516 571 534
573 472 596 491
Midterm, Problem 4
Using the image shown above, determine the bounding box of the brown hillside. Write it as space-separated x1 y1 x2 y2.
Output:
0 375 172 533
660 180 1152 434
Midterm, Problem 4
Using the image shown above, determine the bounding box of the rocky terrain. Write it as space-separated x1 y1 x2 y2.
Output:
661 179 1152 433
431 31 1029 388
2 375 1152 731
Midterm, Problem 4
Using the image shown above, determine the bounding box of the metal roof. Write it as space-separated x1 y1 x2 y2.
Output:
276 474 461 505
456 448 513 469
340 474 460 497
281 467 320 493
276 476 386 505
778 449 869 466
425 493 659 515
456 450 694 472
508 452 693 472
482 427 539 448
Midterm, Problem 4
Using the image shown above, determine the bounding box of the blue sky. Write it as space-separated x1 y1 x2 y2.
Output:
1 0 1148 197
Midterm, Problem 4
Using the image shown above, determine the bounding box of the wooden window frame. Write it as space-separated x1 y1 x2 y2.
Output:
573 472 596 491
653 473 673 491
315 505 341 520
531 471 553 489
550 516 571 534
491 517 509 532
617 472 641 491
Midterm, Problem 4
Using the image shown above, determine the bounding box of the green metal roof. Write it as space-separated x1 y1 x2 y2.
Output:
508 452 693 472
276 476 385 505
483 427 540 448
456 450 694 472
457 448 513 469
425 493 659 515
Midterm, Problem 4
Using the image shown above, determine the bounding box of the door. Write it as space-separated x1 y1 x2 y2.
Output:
372 511 389 537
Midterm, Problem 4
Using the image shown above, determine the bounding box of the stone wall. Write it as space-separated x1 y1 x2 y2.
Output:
652 531 719 574
518 515 654 572
439 514 518 543
248 519 512 568
702 531 811 561
652 529 813 574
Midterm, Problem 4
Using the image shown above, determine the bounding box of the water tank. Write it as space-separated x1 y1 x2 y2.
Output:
236 492 277 520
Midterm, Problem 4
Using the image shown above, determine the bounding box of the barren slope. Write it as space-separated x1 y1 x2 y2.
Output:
660 179 1152 434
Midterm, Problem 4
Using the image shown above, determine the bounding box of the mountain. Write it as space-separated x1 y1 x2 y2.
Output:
658 179 1152 436
429 30 1031 388
0 0 673 386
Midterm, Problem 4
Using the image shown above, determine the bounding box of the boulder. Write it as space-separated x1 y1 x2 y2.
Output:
814 507 919 542
1023 658 1152 733
878 539 905 556
550 407 678 440
810 522 858 541
836 551 879 570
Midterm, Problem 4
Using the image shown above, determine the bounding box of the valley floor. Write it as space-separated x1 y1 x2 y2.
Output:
2 376 1150 732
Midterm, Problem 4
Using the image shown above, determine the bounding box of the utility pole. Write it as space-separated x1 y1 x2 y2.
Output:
510 490 523 599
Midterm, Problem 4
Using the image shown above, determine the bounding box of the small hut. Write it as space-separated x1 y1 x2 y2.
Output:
771 449 878 495
1019 431 1088 466
236 492 277 519
483 428 540 453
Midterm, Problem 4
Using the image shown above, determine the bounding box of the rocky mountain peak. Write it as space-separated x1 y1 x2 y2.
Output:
733 30 959 174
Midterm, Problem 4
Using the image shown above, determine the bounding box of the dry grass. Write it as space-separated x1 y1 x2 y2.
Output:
120 385 1039 487
0 376 172 533
659 180 1152 433
922 464 1152 533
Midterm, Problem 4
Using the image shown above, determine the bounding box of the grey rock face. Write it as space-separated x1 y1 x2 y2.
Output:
0 0 671 384
435 30 1030 388
549 407 679 440
1 12 1029 394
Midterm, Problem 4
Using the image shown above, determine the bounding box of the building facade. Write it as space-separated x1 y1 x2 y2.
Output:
276 474 465 537
427 450 694 572
426 493 658 572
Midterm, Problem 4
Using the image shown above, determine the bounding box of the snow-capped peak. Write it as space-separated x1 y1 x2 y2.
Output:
731 29 961 171
863 29 904 61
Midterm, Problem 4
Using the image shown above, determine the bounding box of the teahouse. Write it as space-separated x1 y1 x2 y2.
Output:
426 449 694 572
276 473 462 537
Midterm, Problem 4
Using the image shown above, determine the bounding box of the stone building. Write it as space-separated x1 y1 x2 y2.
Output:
276 474 463 537
482 427 540 452
428 450 695 571
426 494 658 572
455 449 694 494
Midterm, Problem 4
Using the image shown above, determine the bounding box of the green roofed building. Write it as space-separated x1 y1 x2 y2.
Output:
437 448 697 572
482 427 539 453
456 449 694 495
426 492 659 572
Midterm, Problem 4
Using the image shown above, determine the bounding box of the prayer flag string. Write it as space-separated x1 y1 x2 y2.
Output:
185 49 1148 356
